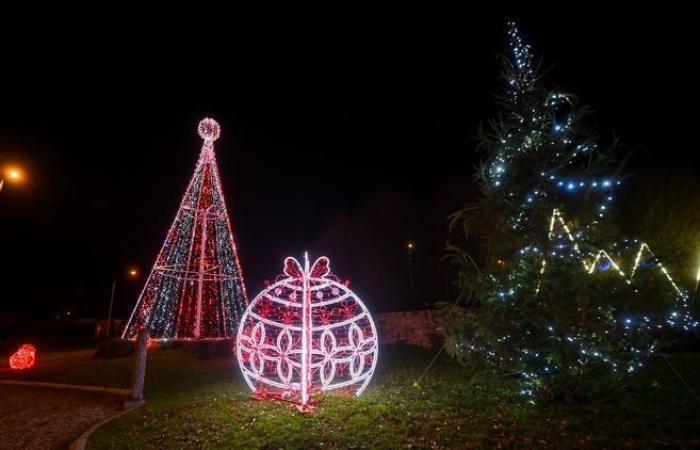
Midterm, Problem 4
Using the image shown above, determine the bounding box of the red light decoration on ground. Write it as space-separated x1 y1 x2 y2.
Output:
122 118 248 340
9 344 37 370
236 254 378 410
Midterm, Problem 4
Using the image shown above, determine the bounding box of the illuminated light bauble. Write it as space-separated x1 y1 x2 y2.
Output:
9 344 37 370
198 117 221 141
236 253 378 408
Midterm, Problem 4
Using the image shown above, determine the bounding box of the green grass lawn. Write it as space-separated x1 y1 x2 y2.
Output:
3 346 700 449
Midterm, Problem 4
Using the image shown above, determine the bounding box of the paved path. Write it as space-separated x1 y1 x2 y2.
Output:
0 385 123 449
0 348 128 449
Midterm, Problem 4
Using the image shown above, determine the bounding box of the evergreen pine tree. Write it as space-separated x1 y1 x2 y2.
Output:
445 22 696 401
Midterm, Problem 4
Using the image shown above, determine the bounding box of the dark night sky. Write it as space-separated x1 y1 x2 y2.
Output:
1 12 698 323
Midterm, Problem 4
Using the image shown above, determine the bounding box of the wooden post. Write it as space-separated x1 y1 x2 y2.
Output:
128 329 148 405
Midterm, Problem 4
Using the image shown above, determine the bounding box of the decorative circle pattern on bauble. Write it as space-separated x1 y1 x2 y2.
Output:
236 254 378 405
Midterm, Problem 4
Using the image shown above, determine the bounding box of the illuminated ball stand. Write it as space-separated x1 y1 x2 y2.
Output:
236 254 378 410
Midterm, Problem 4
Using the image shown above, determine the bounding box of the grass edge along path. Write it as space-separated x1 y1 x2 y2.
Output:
3 346 699 449
92 348 700 449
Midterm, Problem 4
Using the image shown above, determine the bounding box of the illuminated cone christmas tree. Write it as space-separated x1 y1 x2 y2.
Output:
123 118 248 340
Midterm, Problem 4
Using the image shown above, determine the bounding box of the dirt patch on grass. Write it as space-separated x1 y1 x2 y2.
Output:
0 385 123 449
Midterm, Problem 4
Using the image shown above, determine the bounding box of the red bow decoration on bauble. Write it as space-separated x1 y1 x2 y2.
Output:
283 256 331 279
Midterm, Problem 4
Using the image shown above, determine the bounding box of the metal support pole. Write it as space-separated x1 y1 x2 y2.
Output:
194 209 210 338
129 329 148 402
300 252 311 406
106 280 116 338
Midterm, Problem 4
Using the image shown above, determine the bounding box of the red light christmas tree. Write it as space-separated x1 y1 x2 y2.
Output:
122 118 248 340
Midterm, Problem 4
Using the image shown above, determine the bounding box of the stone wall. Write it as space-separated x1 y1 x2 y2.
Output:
376 309 443 348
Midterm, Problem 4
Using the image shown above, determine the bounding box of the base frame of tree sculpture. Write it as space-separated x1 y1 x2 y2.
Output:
122 118 248 340
236 254 378 410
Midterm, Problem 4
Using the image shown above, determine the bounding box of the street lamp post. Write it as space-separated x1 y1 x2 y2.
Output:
106 281 117 338
106 268 139 338
406 241 415 291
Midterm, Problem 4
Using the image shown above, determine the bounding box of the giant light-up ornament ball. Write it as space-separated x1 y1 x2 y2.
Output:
236 254 378 408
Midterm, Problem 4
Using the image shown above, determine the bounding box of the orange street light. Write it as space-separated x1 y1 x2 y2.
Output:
1 165 26 193
128 268 139 278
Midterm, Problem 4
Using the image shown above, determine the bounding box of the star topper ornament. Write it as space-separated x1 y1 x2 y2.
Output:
236 253 378 410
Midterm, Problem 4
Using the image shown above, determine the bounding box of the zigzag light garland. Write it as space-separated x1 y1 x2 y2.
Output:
546 209 685 297
540 208 697 332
